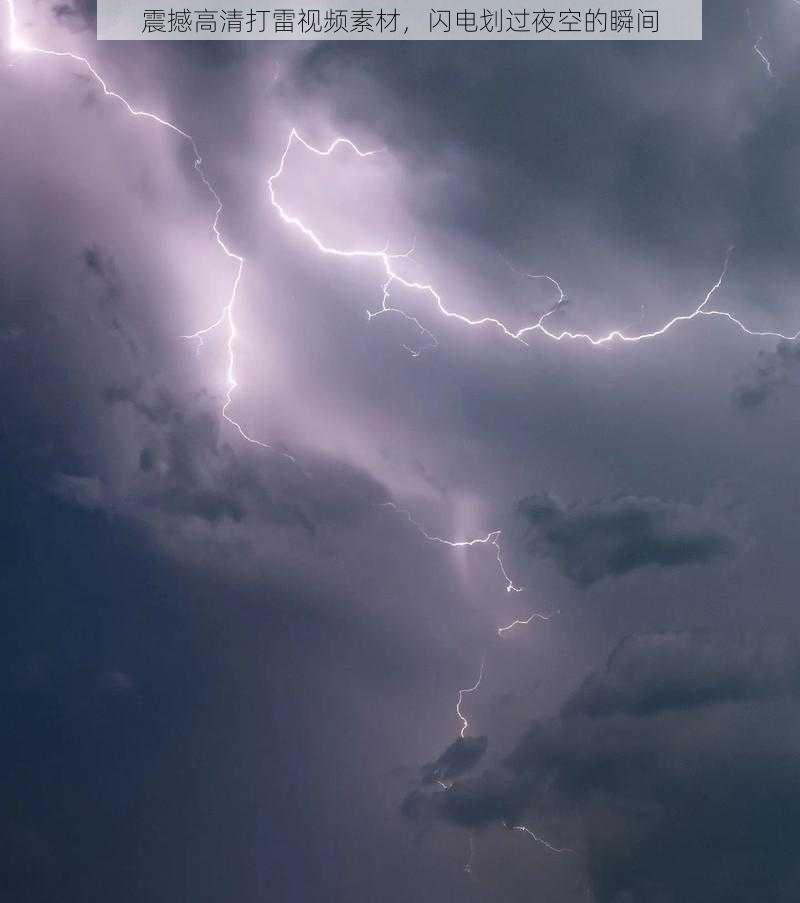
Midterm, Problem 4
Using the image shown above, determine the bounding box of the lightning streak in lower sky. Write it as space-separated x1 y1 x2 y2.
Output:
497 611 551 637
381 502 524 594
510 824 575 855
463 824 570 873
456 657 485 739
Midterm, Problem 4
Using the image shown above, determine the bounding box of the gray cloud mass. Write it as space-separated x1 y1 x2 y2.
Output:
406 631 800 902
514 493 734 586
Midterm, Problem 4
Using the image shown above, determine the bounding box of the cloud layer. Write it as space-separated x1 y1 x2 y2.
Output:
406 631 800 902
513 494 734 585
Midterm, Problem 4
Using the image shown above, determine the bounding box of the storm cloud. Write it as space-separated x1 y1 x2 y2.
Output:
733 340 800 409
406 631 800 902
419 735 489 786
514 493 734 585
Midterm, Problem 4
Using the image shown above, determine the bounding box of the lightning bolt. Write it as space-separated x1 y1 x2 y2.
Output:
497 611 551 637
381 502 524 594
367 272 439 358
501 256 568 318
14 4 796 484
746 9 777 81
4 0 299 465
455 657 485 739
268 131 800 352
509 824 575 855
753 35 776 79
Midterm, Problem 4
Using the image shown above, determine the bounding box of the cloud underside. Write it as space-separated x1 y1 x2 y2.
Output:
404 631 800 903
514 493 733 585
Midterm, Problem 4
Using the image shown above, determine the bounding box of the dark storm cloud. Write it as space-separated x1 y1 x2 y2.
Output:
419 735 488 786
50 472 108 510
103 384 257 524
733 340 800 409
51 0 95 30
514 493 734 585
405 631 800 902
403 769 527 831
293 1 757 265
0 437 359 903
563 631 800 717
101 382 388 529
82 245 145 358
83 245 116 288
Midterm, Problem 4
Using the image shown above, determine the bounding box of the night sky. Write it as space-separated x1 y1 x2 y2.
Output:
4 2 800 901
